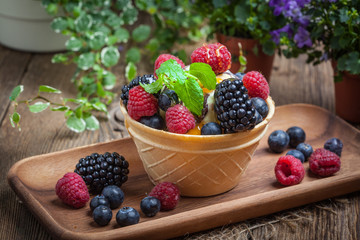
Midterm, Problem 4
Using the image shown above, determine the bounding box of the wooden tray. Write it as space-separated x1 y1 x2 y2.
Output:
7 104 360 240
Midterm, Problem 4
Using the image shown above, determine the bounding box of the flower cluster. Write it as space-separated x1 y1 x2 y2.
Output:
268 0 360 79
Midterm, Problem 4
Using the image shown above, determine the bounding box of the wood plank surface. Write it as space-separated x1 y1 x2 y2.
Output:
1 42 359 240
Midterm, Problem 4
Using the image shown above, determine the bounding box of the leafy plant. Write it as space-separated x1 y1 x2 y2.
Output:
192 0 287 56
269 0 360 81
9 0 205 132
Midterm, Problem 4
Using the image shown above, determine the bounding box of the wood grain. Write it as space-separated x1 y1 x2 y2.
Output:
7 104 360 240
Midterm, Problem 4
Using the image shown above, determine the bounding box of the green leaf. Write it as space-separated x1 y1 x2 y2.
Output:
106 36 118 45
234 4 250 24
212 0 227 8
101 46 120 67
102 71 117 90
10 112 20 128
77 52 95 70
9 85 24 101
52 53 69 63
114 28 130 43
125 62 137 81
346 52 360 74
156 59 187 87
174 77 204 116
81 76 95 84
132 24 151 42
66 115 86 133
125 47 141 63
84 115 99 131
89 32 106 50
66 37 83 51
51 17 68 33
74 14 93 32
189 62 216 90
28 102 50 113
96 82 106 97
92 102 107 112
39 85 61 94
45 3 58 16
51 106 70 111
121 7 138 24
140 79 163 94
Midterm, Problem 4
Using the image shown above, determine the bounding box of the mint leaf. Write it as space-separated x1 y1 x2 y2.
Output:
84 115 99 130
10 112 20 128
189 62 216 90
156 59 187 87
140 79 163 94
39 85 61 93
66 115 86 133
28 102 50 113
51 106 70 111
174 77 203 116
10 85 24 101
125 62 137 81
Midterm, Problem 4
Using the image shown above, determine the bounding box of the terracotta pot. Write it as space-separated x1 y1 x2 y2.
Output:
332 63 360 123
216 33 275 81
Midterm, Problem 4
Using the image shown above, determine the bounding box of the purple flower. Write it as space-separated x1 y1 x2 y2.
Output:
294 26 312 48
270 24 293 44
269 0 286 16
295 0 311 8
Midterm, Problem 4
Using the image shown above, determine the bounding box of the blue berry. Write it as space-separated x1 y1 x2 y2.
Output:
324 138 343 156
140 114 165 130
296 143 313 161
93 205 112 226
158 89 179 111
102 185 124 209
254 110 263 125
140 196 161 217
286 126 306 148
201 122 222 135
90 195 110 211
268 130 290 153
116 207 140 226
251 97 269 119
286 149 305 163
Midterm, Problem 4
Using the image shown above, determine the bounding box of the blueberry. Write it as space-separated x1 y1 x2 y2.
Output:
102 185 124 209
116 207 140 226
324 138 343 156
254 110 263 125
296 143 313 161
140 196 161 217
140 114 165 130
250 97 269 119
286 150 305 163
158 89 179 111
234 72 245 80
286 126 306 148
268 130 290 153
93 205 112 226
201 122 222 135
90 195 110 211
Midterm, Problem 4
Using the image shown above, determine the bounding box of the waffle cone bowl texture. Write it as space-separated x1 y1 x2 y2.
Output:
119 97 275 197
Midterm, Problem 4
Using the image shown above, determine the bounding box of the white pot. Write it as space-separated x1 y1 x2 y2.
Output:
0 0 67 52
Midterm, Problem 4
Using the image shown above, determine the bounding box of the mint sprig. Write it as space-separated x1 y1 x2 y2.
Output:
141 59 216 116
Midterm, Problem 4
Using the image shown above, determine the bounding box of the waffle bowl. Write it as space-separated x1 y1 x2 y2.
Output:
120 97 275 197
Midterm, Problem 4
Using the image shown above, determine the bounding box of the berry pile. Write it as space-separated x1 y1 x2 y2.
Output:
268 126 344 186
121 43 271 135
74 152 129 194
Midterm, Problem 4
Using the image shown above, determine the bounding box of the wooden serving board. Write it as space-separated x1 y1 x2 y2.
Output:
7 104 360 240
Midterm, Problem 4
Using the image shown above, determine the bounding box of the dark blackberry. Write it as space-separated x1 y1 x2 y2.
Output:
120 74 156 106
74 152 129 194
214 78 256 133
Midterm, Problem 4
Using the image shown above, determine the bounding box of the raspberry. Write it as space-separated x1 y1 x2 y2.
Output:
191 43 231 74
154 54 185 77
165 104 196 134
309 148 341 177
242 71 270 100
55 172 90 208
149 182 180 211
127 85 158 121
274 155 305 186
120 74 156 106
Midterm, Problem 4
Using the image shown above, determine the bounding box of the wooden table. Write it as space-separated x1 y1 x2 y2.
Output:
1 44 359 239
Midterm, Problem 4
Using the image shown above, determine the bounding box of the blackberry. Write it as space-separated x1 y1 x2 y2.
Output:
214 78 256 133
120 74 156 106
74 152 129 194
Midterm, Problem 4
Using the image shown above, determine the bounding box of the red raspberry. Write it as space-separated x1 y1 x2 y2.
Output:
149 182 180 211
309 148 341 177
165 104 195 134
191 43 231 74
274 155 305 186
242 71 270 100
55 172 90 208
127 85 158 121
154 54 185 77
